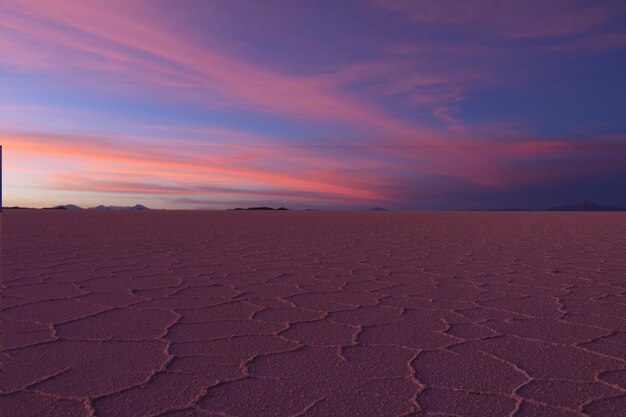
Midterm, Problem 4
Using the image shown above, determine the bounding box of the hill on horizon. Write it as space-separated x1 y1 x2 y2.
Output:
90 204 150 210
41 204 151 210
230 206 290 211
547 200 626 212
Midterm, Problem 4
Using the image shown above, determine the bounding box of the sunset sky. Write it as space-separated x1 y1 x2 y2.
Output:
2 0 626 209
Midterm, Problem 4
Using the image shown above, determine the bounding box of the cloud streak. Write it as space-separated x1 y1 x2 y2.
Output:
1 1 625 208
374 0 622 39
4 126 625 208
1 129 388 205
0 0 436 139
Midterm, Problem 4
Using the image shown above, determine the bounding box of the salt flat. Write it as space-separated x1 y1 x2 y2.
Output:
1 211 625 417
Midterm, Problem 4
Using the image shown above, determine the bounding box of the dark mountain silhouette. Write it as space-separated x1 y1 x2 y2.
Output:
367 207 388 211
231 206 290 211
43 204 84 210
89 204 150 210
16 204 150 210
547 200 626 212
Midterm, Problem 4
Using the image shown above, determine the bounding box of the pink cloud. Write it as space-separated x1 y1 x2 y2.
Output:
0 0 434 139
1 129 389 204
2 1 625 208
3 124 625 208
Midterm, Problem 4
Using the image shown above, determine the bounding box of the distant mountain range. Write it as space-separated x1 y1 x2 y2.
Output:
229 206 289 211
45 204 83 210
468 200 626 212
547 200 626 212
3 201 625 212
42 204 151 210
90 204 150 210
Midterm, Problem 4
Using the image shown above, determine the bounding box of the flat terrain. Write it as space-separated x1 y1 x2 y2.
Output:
1 211 625 417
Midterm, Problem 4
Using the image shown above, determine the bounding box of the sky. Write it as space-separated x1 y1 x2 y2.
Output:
1 0 626 210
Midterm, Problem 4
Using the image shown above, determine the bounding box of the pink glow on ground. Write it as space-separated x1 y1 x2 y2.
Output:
1 211 625 416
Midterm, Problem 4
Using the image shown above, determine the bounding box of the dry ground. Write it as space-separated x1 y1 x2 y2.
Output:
1 211 625 417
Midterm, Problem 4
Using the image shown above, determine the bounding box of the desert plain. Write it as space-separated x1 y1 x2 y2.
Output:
1 210 625 417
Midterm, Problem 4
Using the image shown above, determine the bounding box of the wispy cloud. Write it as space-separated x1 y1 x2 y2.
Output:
373 0 622 39
0 0 431 138
1 1 625 208
4 126 624 208
1 129 389 205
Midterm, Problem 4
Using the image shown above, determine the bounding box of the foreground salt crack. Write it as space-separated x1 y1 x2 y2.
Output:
1 211 625 417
